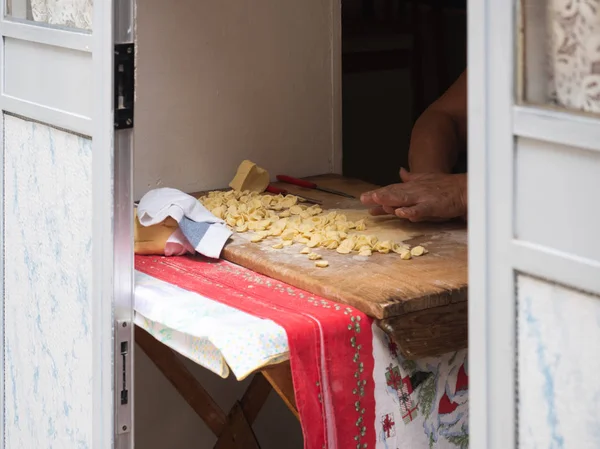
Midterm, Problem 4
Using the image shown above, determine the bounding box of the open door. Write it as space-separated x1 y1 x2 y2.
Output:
0 1 134 448
469 0 600 448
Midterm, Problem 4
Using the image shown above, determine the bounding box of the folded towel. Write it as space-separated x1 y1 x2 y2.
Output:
137 188 232 258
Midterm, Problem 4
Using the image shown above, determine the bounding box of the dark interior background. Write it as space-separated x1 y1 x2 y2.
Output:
341 0 467 186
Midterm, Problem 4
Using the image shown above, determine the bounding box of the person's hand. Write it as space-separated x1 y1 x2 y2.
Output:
360 168 467 222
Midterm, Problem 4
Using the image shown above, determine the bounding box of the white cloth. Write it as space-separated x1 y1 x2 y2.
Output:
137 188 232 259
137 187 219 225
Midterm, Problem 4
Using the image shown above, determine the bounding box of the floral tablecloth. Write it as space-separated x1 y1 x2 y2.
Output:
135 256 469 448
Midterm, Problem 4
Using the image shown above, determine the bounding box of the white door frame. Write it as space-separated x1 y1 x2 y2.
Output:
106 0 136 447
468 0 516 446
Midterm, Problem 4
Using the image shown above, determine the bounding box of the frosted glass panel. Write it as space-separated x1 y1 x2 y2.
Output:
520 0 600 114
517 275 600 449
3 115 93 447
6 0 92 31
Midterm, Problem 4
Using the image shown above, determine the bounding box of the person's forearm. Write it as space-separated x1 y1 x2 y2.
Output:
408 109 463 174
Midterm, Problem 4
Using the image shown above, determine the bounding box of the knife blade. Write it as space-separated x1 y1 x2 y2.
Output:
265 184 323 205
275 175 355 199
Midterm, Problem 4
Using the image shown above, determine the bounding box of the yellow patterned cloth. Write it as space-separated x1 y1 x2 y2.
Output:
134 271 290 379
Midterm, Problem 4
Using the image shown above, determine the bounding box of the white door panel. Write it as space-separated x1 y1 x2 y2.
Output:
469 1 600 448
3 37 93 134
514 138 600 263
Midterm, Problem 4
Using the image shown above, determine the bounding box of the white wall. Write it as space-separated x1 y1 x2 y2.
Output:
133 0 338 443
133 1 337 443
135 345 303 449
134 0 341 200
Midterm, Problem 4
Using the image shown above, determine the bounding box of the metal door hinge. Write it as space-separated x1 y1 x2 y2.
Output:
116 320 132 435
114 43 135 130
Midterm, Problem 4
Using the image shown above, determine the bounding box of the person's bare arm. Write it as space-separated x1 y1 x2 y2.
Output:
359 70 468 222
408 70 467 173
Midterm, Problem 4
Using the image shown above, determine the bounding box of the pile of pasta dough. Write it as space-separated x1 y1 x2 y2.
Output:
199 189 427 268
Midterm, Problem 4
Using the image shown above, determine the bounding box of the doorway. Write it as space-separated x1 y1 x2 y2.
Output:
341 0 467 186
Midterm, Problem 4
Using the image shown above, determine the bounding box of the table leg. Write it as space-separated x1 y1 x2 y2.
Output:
261 361 298 420
136 325 300 449
135 326 228 436
213 402 262 449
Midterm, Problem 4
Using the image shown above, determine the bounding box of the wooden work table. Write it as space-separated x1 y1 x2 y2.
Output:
137 175 467 447
220 175 468 359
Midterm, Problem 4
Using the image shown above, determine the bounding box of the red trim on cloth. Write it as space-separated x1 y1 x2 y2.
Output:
438 393 459 415
135 255 376 449
455 363 469 392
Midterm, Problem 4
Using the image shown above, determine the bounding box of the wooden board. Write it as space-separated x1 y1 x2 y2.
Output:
378 299 468 358
189 174 469 357
221 175 467 318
